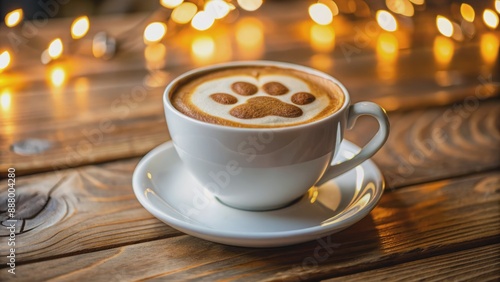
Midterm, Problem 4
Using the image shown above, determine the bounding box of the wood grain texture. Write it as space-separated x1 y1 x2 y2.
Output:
369 99 500 188
325 244 500 282
0 160 178 264
1 170 498 280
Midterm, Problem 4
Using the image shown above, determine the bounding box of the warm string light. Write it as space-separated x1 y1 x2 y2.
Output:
0 51 11 72
496 0 500 14
376 10 398 32
5 9 23 27
144 22 167 43
71 16 90 39
205 0 231 19
237 0 263 12
146 1 239 45
436 15 453 37
160 0 184 9
386 0 414 17
483 9 499 29
191 11 215 30
171 2 198 24
460 4 475 23
48 38 64 59
309 3 334 25
50 67 66 87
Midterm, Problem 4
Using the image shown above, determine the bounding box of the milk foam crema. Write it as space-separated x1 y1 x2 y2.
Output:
171 67 344 128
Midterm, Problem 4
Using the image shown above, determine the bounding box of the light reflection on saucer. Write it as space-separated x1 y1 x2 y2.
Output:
133 140 385 247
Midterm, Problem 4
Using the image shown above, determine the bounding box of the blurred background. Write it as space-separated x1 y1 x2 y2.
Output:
1 0 498 80
0 0 498 174
1 0 498 85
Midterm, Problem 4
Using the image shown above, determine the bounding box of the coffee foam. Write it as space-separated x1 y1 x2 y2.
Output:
172 67 344 128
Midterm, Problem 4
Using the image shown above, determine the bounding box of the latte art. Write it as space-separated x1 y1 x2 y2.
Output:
171 67 344 128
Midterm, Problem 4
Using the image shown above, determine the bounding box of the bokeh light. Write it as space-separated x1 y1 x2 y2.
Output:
41 50 51 64
376 10 398 32
0 51 11 71
483 9 499 29
309 3 334 25
236 17 264 59
376 33 399 82
451 22 464 41
71 16 90 39
319 0 339 16
433 36 454 68
144 22 167 43
310 24 335 52
50 67 66 87
145 43 167 69
237 0 263 12
0 89 12 112
310 53 333 72
205 1 230 19
386 0 414 17
160 0 184 9
460 4 475 23
436 16 453 37
5 9 23 27
377 33 399 63
48 38 64 59
191 35 215 63
172 2 198 24
408 0 424 5
191 11 215 31
480 33 499 65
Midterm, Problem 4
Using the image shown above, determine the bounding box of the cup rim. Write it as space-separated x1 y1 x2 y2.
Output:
163 60 351 132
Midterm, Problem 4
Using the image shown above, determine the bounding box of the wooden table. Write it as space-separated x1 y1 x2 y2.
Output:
1 1 499 280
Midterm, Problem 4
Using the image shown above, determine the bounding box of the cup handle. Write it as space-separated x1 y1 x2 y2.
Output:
316 102 390 186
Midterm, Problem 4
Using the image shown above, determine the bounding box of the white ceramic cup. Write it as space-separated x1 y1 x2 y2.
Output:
164 61 389 211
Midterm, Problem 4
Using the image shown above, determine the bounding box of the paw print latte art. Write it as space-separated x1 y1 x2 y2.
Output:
172 67 344 128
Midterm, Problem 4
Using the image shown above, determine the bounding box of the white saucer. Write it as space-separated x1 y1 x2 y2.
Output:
132 141 384 248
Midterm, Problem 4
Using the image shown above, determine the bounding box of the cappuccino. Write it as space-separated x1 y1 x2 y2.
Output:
171 66 344 128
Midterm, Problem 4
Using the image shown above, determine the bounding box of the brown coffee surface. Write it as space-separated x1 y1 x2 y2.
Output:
170 66 344 128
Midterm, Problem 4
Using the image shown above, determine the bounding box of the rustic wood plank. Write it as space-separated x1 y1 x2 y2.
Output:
368 99 500 187
0 159 178 263
1 171 498 280
325 244 500 282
